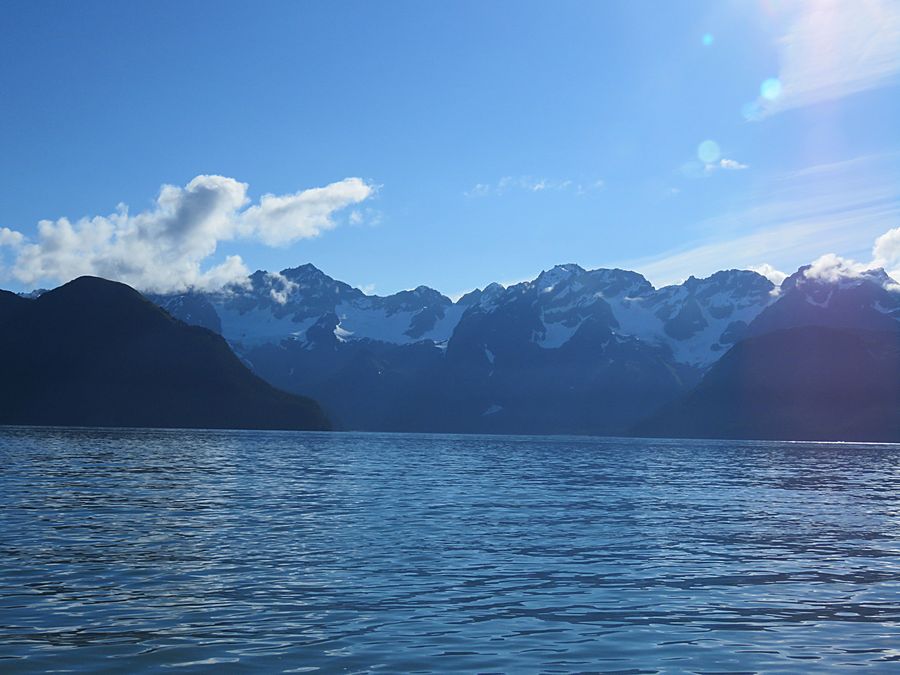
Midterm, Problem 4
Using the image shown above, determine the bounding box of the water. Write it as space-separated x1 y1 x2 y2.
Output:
1 428 899 673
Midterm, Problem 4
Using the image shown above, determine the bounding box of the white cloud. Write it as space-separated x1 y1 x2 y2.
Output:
803 252 871 283
757 0 900 116
241 177 374 246
751 263 788 286
465 176 602 197
873 226 900 278
718 158 748 171
680 157 749 178
464 183 493 198
802 226 900 287
0 227 24 247
266 271 299 305
347 207 383 227
0 175 374 293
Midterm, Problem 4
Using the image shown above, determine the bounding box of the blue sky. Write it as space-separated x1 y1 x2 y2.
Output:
1 0 899 296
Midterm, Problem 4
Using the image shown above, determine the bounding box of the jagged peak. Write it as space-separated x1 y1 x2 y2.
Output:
692 268 771 286
709 268 770 280
528 265 583 296
280 262 331 280
383 285 449 304
583 267 655 294
536 263 584 284
655 269 774 296
456 288 483 306
17 288 48 299
552 262 585 274
586 266 649 278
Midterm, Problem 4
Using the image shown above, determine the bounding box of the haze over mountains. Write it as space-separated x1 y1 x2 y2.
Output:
146 261 900 440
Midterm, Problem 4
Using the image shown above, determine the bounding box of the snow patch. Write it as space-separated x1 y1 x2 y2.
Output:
536 317 584 348
334 324 353 342
217 306 317 346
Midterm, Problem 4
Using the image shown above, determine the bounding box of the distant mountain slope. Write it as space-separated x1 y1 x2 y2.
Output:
634 326 900 442
0 277 329 430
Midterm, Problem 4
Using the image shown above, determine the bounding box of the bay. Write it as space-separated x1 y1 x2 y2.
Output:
1 427 899 672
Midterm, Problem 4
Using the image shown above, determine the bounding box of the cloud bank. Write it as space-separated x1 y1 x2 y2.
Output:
0 175 374 293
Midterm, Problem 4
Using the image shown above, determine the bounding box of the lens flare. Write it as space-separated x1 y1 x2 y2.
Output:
697 140 721 164
702 33 714 47
741 101 763 121
760 77 782 101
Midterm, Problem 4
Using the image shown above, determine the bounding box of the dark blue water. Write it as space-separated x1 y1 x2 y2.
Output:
1 428 899 672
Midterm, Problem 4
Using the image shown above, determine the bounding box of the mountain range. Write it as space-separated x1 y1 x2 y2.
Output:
147 261 900 440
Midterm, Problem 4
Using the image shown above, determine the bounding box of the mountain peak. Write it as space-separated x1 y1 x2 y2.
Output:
382 284 450 308
535 263 585 289
43 275 147 305
584 268 655 297
280 262 329 280
553 263 585 274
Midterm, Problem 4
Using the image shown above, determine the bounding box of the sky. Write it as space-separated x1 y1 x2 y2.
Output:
1 0 899 297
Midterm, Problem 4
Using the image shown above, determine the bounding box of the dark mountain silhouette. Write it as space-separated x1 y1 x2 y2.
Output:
0 291 27 315
0 277 329 430
634 326 900 442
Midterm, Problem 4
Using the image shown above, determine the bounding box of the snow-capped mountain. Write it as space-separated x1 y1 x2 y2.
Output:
149 261 899 435
452 264 777 367
154 263 465 348
155 262 782 368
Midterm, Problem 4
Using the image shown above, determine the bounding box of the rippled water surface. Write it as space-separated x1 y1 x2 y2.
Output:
1 428 900 672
